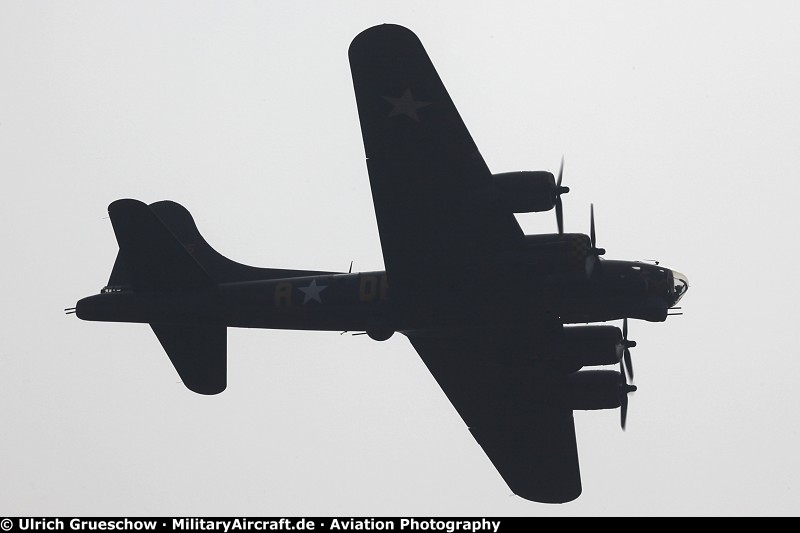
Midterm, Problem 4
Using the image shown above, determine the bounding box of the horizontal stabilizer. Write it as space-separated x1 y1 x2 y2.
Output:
108 199 214 291
151 323 226 395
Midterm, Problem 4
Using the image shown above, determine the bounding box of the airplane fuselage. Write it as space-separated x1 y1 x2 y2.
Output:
76 255 685 337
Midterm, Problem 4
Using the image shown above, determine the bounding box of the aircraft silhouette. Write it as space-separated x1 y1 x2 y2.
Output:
68 24 688 504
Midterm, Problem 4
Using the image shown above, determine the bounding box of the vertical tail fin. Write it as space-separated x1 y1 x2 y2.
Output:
108 199 214 290
91 198 330 395
148 200 336 283
105 199 225 394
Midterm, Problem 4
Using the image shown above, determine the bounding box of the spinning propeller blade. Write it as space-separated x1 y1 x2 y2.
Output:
554 156 569 234
620 385 636 430
585 204 605 277
622 318 636 382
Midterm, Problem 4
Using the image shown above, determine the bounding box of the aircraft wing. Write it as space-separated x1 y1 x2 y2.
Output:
406 330 582 503
349 24 524 301
350 25 580 502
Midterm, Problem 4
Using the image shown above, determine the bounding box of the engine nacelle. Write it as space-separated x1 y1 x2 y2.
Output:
564 370 627 411
491 171 557 213
557 325 623 372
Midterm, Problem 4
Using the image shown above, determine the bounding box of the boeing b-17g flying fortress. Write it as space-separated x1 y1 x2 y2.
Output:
69 24 688 503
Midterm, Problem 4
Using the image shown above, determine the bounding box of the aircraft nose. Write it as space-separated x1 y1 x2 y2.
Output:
671 270 689 305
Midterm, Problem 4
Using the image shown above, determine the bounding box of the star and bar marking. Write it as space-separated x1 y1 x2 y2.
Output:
298 279 328 304
382 89 432 122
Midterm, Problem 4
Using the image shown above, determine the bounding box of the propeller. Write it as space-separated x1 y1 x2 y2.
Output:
589 204 605 255
619 381 637 430
621 318 637 382
585 204 606 277
554 156 569 234
617 318 638 429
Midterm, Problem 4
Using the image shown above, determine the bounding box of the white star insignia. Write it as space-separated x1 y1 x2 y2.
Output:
383 89 432 122
298 280 327 304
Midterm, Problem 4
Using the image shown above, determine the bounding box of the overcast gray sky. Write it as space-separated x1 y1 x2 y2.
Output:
2 1 799 517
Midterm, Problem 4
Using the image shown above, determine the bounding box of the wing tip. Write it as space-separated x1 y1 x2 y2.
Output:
506 474 582 504
184 381 227 396
349 23 420 58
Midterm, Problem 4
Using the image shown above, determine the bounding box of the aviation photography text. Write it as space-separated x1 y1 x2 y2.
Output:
6 519 504 533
